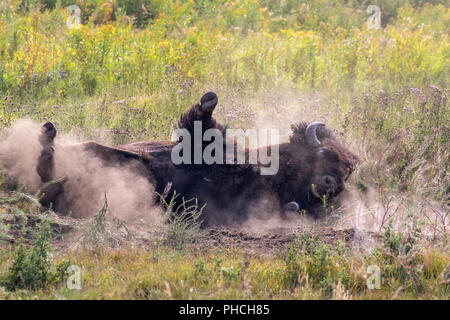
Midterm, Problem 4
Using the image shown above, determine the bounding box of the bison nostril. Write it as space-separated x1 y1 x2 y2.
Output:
324 176 332 185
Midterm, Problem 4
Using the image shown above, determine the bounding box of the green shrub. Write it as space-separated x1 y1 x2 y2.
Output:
284 232 351 298
116 0 161 27
1 220 70 291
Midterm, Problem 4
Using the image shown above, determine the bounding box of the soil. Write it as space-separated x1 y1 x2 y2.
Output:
1 212 384 254
193 226 383 253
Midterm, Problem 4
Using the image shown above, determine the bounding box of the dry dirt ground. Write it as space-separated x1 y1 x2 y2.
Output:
195 226 383 253
1 210 385 254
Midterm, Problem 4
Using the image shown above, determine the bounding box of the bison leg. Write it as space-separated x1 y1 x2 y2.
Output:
36 123 153 214
36 122 66 209
37 122 56 182
178 91 224 133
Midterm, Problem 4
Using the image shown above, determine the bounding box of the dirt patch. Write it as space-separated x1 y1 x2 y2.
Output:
191 226 383 253
0 212 75 244
1 209 383 254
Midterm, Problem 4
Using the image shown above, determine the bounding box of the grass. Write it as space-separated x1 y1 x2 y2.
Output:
0 230 447 299
0 0 448 299
0 219 71 291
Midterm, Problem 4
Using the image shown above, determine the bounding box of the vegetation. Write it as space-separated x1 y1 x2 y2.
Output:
0 225 447 299
160 191 205 250
0 220 70 291
0 0 448 299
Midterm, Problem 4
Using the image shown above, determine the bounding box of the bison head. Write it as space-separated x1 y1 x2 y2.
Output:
276 122 359 214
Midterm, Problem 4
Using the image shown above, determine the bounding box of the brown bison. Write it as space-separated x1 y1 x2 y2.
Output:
36 92 359 226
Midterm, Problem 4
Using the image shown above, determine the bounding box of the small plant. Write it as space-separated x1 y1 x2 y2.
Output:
195 259 207 275
159 191 205 250
284 232 350 298
219 266 240 282
1 219 70 291
84 195 108 245
383 220 404 254
383 212 423 257
380 212 426 296
81 193 132 249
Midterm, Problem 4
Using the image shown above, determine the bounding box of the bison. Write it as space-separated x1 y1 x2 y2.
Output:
36 92 359 226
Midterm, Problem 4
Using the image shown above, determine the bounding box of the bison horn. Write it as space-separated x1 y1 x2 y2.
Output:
305 122 325 146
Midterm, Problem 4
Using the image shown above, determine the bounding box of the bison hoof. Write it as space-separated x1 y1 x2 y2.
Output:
39 122 57 146
283 201 300 212
200 91 218 113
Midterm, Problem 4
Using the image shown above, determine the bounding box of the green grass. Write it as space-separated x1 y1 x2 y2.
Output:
0 231 448 299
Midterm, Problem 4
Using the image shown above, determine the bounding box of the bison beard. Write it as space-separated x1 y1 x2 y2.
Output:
36 92 359 226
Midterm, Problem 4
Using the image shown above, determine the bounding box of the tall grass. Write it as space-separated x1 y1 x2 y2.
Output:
0 1 447 105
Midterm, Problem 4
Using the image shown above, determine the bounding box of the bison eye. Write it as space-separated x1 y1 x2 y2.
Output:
316 148 339 161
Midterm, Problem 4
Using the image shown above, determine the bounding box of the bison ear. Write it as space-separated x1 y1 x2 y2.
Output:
289 122 309 145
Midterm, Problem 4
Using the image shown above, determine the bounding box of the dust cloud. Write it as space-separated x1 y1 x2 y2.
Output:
0 119 43 191
0 119 163 224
